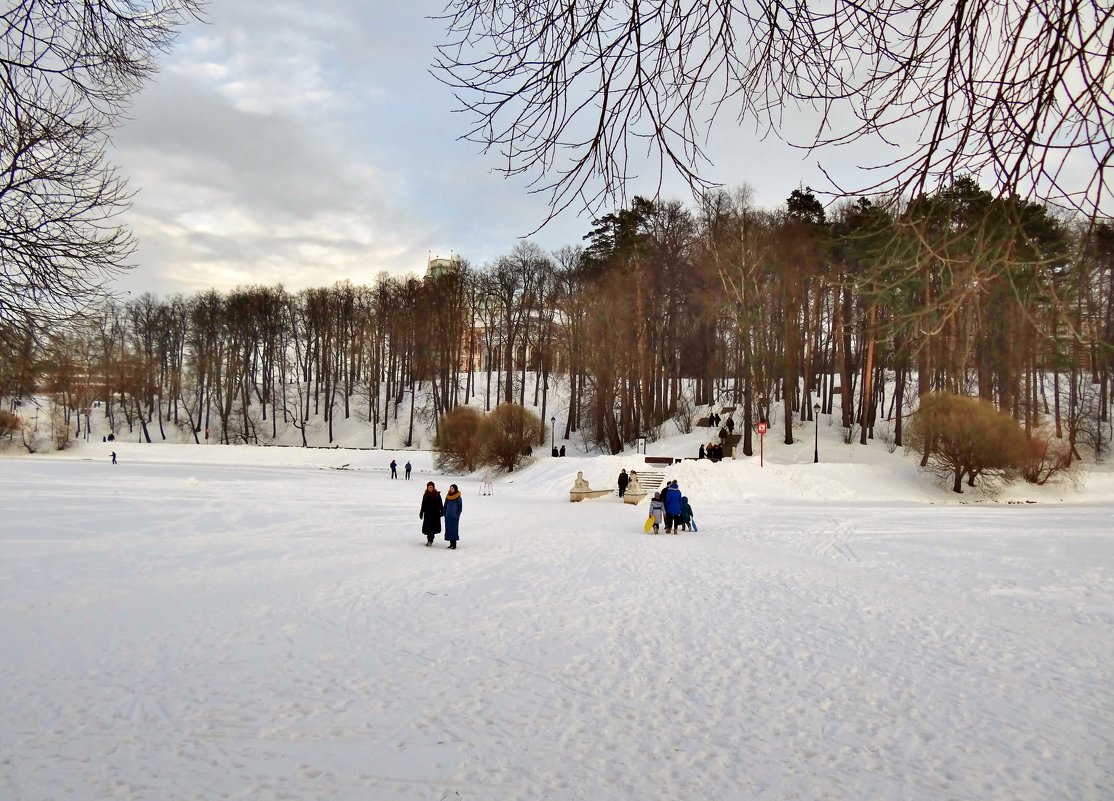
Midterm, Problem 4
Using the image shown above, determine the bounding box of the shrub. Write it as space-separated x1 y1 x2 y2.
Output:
0 409 19 439
1020 429 1073 485
19 415 40 454
877 423 898 453
672 394 695 435
482 403 545 473
906 392 1028 494
50 407 73 451
433 405 486 472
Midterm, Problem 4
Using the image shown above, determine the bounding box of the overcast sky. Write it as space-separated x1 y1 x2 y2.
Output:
108 0 838 298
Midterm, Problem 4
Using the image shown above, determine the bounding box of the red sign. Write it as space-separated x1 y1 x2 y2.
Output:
756 422 768 435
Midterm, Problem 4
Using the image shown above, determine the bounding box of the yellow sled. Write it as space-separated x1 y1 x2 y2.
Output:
643 515 655 533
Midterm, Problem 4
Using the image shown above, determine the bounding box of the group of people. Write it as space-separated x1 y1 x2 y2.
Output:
417 465 696 548
389 459 413 479
419 481 463 549
647 479 694 534
698 442 727 461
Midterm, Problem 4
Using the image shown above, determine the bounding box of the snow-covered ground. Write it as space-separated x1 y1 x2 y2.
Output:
2 429 1113 800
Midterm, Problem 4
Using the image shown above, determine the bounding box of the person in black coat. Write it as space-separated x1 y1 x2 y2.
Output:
617 468 629 497
419 481 444 546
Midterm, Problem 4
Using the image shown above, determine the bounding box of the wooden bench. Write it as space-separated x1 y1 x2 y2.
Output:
644 455 678 466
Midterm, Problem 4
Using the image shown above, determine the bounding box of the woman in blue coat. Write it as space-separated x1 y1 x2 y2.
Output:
443 484 463 549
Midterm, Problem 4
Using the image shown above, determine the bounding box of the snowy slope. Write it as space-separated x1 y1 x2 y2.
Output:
2 435 1112 800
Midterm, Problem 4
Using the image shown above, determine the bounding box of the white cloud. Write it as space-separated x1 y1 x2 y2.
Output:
107 0 875 298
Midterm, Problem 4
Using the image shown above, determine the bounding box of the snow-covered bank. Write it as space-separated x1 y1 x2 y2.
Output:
2 443 1112 800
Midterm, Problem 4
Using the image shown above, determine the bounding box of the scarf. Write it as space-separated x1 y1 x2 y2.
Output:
445 490 461 501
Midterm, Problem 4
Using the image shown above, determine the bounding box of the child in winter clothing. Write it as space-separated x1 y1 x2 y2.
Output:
648 492 665 534
679 496 694 531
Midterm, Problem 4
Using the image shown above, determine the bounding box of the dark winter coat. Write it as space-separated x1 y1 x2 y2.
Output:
420 490 444 535
679 497 693 524
662 483 683 515
617 472 629 491
444 491 462 541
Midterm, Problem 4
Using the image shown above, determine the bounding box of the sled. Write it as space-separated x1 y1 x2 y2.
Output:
643 515 655 533
690 518 698 532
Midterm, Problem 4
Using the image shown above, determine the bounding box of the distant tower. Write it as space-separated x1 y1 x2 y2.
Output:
426 251 462 279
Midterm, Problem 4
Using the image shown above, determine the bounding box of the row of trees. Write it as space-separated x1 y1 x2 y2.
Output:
2 181 1112 468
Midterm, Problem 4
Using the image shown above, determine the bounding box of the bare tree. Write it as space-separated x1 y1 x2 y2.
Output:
435 2 1112 221
0 1 200 343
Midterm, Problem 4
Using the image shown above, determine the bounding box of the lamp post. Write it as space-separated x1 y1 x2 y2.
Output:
813 402 821 463
551 415 556 455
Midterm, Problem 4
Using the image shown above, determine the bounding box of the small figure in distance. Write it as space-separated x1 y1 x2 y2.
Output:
481 471 494 496
390 459 398 479
405 461 412 480
111 451 117 465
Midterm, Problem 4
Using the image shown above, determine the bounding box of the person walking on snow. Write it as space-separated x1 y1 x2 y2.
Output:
647 492 665 534
419 481 444 546
481 471 494 495
617 469 629 498
404 461 412 479
679 495 695 531
111 451 117 465
390 459 398 479
662 480 683 533
443 484 462 549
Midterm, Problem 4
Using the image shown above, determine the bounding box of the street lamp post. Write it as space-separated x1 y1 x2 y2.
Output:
551 415 556 455
813 402 821 463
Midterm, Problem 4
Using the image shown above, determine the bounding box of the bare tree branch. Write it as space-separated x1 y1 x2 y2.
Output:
433 1 1113 223
1 1 201 344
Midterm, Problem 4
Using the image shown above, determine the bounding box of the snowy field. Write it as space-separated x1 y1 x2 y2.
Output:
2 437 1113 800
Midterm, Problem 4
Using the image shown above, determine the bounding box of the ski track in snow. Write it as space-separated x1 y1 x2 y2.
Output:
1 455 1112 801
